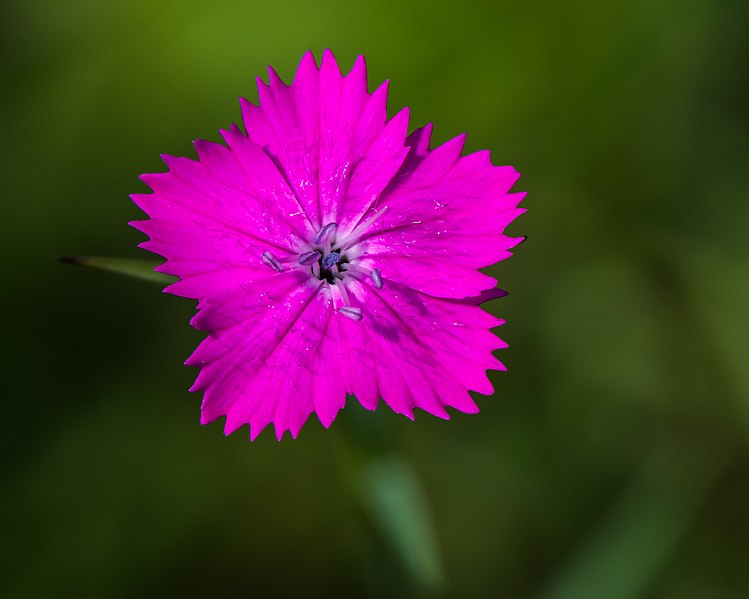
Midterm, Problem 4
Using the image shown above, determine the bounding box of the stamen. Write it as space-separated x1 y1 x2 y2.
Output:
322 252 340 270
313 222 337 245
262 251 284 272
339 306 362 321
339 263 384 290
298 250 322 265
355 206 389 236
336 280 352 306
339 206 389 251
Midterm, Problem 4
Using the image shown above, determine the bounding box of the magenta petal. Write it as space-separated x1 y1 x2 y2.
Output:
338 107 411 234
131 51 525 440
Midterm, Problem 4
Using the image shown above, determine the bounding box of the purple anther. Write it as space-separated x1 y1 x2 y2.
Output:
322 252 340 270
261 251 284 272
313 222 337 245
339 306 363 321
371 268 382 289
298 250 322 266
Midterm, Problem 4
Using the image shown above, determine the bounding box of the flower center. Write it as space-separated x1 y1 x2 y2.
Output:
321 251 340 270
260 214 387 321
319 250 347 284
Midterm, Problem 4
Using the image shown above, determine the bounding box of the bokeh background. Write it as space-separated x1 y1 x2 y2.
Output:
2 0 748 597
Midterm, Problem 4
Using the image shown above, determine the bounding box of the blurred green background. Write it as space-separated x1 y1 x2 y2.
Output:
2 0 748 597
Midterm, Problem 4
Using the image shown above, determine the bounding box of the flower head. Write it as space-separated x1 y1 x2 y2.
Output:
131 50 525 440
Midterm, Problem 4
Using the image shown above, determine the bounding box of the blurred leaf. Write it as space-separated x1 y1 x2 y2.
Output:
679 243 749 420
537 445 726 599
355 455 445 592
59 256 174 285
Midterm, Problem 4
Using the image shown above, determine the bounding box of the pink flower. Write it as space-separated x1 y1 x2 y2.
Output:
131 50 525 440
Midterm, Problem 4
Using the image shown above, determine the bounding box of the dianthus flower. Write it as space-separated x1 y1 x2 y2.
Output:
131 50 525 440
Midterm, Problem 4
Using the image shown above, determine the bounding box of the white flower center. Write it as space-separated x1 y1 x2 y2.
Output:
260 213 387 321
